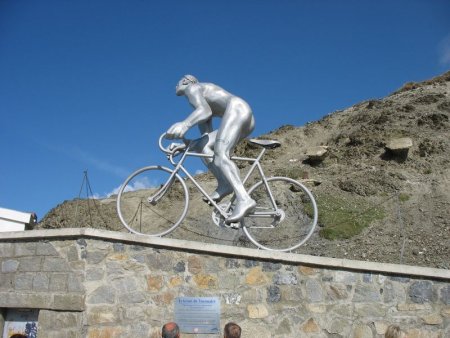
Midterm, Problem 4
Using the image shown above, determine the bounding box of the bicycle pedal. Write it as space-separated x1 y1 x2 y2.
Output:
224 222 241 230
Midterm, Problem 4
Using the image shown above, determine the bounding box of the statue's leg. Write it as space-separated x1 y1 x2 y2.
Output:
213 99 256 223
195 131 233 202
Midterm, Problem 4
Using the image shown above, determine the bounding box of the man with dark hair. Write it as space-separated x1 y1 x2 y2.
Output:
162 322 180 338
224 322 241 338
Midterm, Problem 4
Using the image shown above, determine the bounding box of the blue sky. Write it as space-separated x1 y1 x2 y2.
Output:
1 0 449 220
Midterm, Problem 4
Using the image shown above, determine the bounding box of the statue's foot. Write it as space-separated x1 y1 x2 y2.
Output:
225 198 256 224
203 188 233 204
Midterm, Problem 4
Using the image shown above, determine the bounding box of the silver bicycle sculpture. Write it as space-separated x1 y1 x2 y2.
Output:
117 133 318 252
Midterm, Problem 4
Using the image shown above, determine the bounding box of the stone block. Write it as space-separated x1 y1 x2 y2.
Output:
421 313 443 325
301 318 320 333
441 307 450 317
146 253 172 271
2 259 19 272
298 265 316 275
327 283 349 300
173 261 185 272
112 276 138 293
49 273 68 292
113 242 125 252
218 271 239 289
67 245 80 262
306 279 324 302
267 285 281 303
0 243 14 257
223 293 241 305
15 242 36 256
18 256 42 272
88 326 124 338
54 294 85 311
409 281 433 304
281 286 303 302
276 318 292 335
168 275 183 288
36 242 59 256
152 291 174 306
68 274 84 292
389 276 410 283
86 251 107 264
351 324 373 338
386 137 413 151
0 272 14 290
39 310 82 330
353 284 381 302
87 285 115 304
187 255 203 274
32 272 50 291
15 273 34 290
245 266 269 286
147 275 163 291
118 291 146 304
87 306 118 325
225 258 241 269
397 303 431 311
335 271 357 284
262 261 282 271
241 323 271 338
440 284 450 305
373 321 389 335
305 304 327 314
86 267 104 281
244 259 259 268
193 273 218 289
383 280 406 303
327 318 346 334
0 292 52 308
273 272 298 285
247 304 269 318
43 257 69 272
355 303 386 318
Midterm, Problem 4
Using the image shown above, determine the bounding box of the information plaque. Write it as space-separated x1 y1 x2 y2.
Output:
174 297 220 334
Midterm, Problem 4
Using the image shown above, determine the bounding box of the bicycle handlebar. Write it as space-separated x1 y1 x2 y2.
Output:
158 133 190 155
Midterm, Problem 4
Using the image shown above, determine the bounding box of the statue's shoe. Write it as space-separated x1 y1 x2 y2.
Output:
225 198 256 224
203 188 233 204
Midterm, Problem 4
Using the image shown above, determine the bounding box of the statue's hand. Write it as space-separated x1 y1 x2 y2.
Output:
166 122 189 139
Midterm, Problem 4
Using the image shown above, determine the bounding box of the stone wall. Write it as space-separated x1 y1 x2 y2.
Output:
0 229 449 338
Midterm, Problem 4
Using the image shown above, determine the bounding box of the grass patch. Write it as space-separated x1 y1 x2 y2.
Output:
311 193 385 240
398 193 411 203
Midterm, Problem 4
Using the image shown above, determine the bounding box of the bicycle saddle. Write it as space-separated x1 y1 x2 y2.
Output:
248 138 281 149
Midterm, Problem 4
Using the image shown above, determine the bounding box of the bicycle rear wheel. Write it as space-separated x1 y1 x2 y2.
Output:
117 166 189 237
242 177 318 251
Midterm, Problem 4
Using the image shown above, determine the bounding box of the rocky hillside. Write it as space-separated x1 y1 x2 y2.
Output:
39 71 450 269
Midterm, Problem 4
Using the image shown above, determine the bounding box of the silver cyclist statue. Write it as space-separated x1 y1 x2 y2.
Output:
166 75 256 224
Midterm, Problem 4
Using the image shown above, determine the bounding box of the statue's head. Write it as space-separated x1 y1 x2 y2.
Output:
176 74 198 96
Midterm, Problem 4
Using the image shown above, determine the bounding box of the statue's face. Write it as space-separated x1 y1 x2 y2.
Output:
175 77 191 96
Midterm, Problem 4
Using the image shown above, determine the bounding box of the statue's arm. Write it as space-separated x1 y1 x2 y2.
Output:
166 84 213 139
182 84 213 128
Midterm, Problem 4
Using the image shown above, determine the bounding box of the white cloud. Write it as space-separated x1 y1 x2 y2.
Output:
438 34 450 65
107 176 156 197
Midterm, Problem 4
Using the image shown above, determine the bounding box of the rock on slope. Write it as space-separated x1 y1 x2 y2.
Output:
38 72 450 269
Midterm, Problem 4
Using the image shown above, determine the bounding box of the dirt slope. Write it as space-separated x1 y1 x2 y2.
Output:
38 71 450 269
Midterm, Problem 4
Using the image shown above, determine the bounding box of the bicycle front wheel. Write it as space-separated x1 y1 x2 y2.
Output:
242 177 318 251
117 166 189 237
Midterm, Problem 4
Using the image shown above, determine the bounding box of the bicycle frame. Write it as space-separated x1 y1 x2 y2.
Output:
149 137 281 221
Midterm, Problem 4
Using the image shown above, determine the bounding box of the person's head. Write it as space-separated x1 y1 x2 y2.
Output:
224 322 241 338
385 324 407 338
162 322 180 338
176 74 198 96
